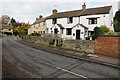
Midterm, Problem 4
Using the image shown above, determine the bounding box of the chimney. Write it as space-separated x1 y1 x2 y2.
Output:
52 9 57 14
36 17 39 20
82 3 86 9
39 15 43 19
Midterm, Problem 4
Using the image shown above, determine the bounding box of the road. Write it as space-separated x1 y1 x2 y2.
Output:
0 36 2 79
2 37 120 79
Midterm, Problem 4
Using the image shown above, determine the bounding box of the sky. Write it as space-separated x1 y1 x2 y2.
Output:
0 0 119 24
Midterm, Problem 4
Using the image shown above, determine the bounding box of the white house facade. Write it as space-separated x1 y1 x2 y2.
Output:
28 3 114 40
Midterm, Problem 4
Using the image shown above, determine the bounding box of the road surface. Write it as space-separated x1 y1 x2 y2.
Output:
0 36 2 79
2 37 119 79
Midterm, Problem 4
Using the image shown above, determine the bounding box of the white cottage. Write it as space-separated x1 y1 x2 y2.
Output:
46 3 113 40
29 3 114 40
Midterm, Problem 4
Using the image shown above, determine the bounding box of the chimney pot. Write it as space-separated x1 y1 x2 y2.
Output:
52 9 57 14
82 3 86 9
36 17 39 20
39 15 43 19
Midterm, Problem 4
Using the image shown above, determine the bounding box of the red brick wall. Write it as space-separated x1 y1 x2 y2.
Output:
94 36 120 58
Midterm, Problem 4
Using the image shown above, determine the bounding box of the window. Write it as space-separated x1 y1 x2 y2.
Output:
41 31 42 34
67 17 73 24
66 28 72 35
61 29 63 34
43 31 45 34
34 24 35 27
9 29 11 31
88 18 97 24
43 22 45 26
38 23 40 27
52 18 57 24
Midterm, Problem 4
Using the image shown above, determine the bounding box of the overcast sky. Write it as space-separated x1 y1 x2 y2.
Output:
0 0 119 24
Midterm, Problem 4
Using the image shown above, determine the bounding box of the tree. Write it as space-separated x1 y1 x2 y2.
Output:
114 11 120 32
91 25 110 40
14 23 30 36
114 11 120 22
11 18 16 24
114 20 120 32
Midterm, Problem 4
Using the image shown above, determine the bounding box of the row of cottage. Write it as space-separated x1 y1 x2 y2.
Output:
28 3 114 40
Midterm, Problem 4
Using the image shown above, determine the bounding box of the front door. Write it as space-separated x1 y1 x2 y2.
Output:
76 30 80 39
54 28 58 34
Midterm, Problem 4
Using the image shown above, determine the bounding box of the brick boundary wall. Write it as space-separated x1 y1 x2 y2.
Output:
94 35 120 58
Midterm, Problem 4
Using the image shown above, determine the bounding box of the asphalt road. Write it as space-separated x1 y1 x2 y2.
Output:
0 37 2 79
2 37 120 79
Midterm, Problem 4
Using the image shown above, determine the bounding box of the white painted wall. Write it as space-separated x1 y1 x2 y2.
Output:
72 25 86 40
46 17 79 30
109 7 114 30
46 17 79 39
29 7 113 40
80 13 113 31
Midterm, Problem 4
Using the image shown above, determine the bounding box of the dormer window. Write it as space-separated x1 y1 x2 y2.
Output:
67 17 73 24
88 18 97 25
52 18 57 24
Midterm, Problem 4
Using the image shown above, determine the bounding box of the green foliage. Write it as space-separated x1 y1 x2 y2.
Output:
114 20 120 32
100 25 110 34
13 29 19 36
114 11 120 32
91 25 110 40
28 33 41 36
15 23 29 36
49 39 55 45
11 18 16 24
114 11 120 22
105 30 116 34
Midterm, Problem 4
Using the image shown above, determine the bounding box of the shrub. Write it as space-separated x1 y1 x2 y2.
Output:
49 39 55 45
91 25 110 40
105 30 116 34
28 33 41 36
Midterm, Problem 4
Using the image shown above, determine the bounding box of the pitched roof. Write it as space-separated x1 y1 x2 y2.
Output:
57 24 64 29
51 24 64 29
33 16 49 24
48 5 112 19
80 6 112 16
32 5 112 24
2 24 13 29
72 23 88 29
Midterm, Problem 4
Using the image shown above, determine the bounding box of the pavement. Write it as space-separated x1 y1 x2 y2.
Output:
2 36 120 79
15 37 120 69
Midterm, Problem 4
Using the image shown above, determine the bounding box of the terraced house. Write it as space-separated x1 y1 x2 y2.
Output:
28 3 114 40
28 15 48 34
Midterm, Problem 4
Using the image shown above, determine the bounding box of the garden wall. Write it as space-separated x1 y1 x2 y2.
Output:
62 40 94 53
22 36 55 46
21 36 94 53
94 35 120 58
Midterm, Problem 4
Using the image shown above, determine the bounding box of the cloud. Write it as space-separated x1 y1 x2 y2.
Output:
0 1 119 24
0 0 119 2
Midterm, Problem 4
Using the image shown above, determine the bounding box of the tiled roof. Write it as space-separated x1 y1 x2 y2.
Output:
57 24 64 29
33 5 112 24
48 5 112 19
2 24 13 29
